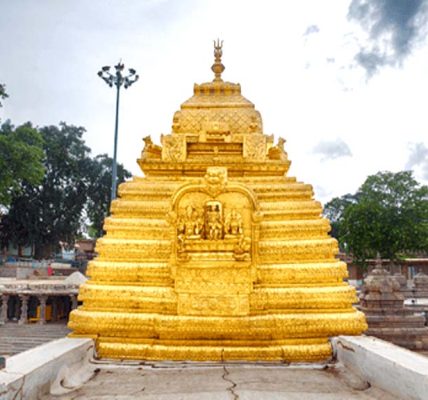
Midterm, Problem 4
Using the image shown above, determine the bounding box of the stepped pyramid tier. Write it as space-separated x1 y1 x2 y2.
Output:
69 41 367 362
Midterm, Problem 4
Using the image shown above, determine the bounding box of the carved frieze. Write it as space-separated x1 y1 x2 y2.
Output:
161 135 187 162
244 134 266 161
177 293 249 316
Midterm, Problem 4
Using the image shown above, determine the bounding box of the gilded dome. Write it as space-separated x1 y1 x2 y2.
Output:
171 40 263 135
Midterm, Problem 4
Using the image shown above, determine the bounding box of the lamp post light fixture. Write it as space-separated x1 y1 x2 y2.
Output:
97 62 139 202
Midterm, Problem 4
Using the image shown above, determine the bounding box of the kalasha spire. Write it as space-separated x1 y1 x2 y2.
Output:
211 38 225 81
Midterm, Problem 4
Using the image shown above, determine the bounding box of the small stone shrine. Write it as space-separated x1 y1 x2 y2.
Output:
360 258 428 350
412 272 428 298
393 272 412 298
69 41 367 362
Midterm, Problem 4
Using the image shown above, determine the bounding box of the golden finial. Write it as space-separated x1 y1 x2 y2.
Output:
211 38 225 82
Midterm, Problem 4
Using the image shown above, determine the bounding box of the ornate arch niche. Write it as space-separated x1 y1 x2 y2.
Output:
168 167 261 317
169 167 261 265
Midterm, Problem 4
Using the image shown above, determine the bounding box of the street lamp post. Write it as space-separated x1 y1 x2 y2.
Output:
98 62 139 201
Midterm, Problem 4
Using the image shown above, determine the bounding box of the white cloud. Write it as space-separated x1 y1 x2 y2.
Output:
1 0 428 204
303 25 320 36
348 0 428 76
313 139 352 160
406 142 428 181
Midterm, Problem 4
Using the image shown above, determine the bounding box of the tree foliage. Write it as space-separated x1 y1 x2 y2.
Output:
86 154 131 238
1 123 91 257
0 83 8 107
0 122 45 207
323 193 355 239
0 123 131 257
324 171 428 264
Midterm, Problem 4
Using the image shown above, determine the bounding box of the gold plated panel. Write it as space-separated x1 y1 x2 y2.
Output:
69 41 367 362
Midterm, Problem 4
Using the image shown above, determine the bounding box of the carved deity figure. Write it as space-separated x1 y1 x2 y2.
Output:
224 209 243 237
193 208 204 237
233 235 251 261
206 203 223 240
177 205 203 241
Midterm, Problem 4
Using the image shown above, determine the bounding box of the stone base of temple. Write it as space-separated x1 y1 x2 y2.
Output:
68 309 366 362
94 339 332 362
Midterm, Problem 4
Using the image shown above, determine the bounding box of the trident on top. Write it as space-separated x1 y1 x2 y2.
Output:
214 38 223 60
212 39 225 81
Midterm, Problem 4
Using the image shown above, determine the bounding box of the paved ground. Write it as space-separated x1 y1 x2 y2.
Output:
0 323 422 398
45 363 400 400
0 322 70 357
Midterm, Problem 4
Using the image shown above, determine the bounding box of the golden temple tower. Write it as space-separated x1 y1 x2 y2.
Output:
69 41 367 362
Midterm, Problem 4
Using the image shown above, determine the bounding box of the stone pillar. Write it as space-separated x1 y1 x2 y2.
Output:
51 297 58 321
18 294 29 325
0 294 9 324
38 295 47 325
70 294 78 310
13 296 20 320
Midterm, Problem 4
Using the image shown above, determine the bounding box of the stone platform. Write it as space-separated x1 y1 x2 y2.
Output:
2 336 428 399
44 362 398 400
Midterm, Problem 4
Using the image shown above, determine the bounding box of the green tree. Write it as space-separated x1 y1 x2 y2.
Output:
86 154 131 238
323 193 356 239
1 123 92 258
324 171 428 264
0 123 132 256
0 121 44 207
0 83 8 107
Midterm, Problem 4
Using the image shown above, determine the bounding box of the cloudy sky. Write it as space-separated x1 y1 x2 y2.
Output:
1 0 428 204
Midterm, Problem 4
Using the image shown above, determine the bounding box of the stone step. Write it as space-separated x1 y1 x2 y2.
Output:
0 322 70 357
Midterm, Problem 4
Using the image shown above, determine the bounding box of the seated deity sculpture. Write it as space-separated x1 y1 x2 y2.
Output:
178 205 203 240
233 235 251 261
